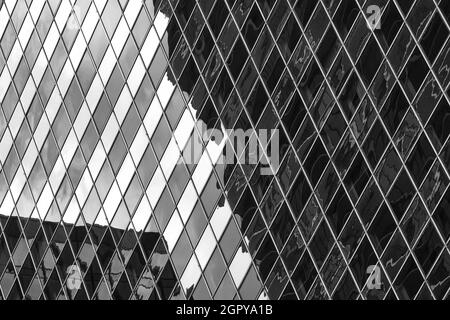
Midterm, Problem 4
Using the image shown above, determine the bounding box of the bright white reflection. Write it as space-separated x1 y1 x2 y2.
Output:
229 243 252 288
164 210 183 252
180 255 202 294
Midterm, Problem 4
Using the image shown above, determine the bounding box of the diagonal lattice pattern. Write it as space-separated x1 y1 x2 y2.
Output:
0 0 449 300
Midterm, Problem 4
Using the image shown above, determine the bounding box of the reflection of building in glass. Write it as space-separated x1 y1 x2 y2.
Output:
0 215 178 300
0 0 450 300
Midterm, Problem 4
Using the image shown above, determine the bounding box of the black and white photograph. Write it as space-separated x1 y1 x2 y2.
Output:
0 0 449 307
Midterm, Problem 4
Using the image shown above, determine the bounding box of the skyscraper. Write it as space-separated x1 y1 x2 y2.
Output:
0 0 449 300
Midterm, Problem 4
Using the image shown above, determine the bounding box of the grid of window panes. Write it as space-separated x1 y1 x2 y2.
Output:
0 0 449 300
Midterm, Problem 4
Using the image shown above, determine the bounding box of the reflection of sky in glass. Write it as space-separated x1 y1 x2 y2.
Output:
0 0 261 299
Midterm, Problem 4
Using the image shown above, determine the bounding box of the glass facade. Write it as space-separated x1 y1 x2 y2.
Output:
0 0 449 300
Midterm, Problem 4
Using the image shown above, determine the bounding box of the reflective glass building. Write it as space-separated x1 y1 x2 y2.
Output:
0 0 449 300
